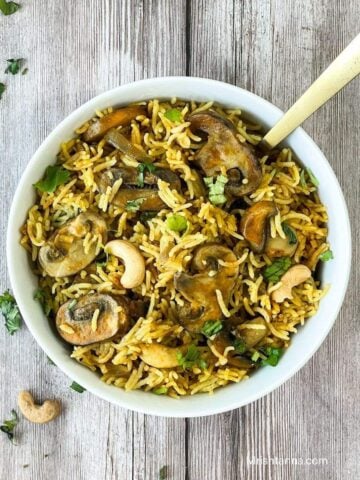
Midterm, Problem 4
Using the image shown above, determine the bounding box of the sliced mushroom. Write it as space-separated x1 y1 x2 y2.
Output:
239 201 277 253
105 128 152 163
39 211 107 277
174 244 239 333
236 317 269 348
56 293 129 345
189 111 262 196
97 167 181 211
82 105 146 143
265 233 298 259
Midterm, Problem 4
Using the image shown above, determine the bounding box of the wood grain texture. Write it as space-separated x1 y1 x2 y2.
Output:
0 1 359 479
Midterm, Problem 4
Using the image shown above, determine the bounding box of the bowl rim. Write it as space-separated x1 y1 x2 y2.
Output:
6 76 352 417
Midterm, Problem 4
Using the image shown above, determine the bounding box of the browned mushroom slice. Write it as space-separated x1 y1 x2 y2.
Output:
188 111 262 196
239 201 277 253
97 167 181 211
265 233 298 259
236 317 269 348
39 211 107 277
82 106 146 143
104 128 152 163
56 294 129 346
210 331 255 369
174 244 239 333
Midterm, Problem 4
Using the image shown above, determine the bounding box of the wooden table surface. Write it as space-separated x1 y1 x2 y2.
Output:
0 1 359 479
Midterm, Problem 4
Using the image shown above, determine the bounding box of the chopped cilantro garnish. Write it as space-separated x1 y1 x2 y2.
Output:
0 0 20 15
153 387 168 395
0 410 18 443
306 168 319 187
34 165 70 193
204 175 228 205
125 197 145 212
34 288 52 316
70 381 86 393
5 58 24 75
166 214 187 233
176 345 207 370
0 290 22 335
319 249 334 262
164 108 182 122
233 337 246 354
282 222 297 245
201 320 223 338
159 465 168 480
137 161 156 187
263 257 292 283
0 82 5 100
260 346 283 367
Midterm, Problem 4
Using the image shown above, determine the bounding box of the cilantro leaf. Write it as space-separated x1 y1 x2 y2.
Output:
319 249 334 262
306 168 319 187
233 337 246 354
201 320 223 338
166 214 187 233
282 222 297 245
125 198 145 212
0 83 5 100
153 386 168 395
176 345 207 370
204 175 228 205
34 288 52 316
137 161 156 187
0 291 22 335
5 58 24 75
70 381 86 393
164 108 182 122
300 169 307 188
159 465 168 480
263 257 292 283
0 0 20 15
260 346 283 367
34 165 70 193
0 410 18 443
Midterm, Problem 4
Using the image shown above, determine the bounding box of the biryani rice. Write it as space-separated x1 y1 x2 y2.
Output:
21 98 329 397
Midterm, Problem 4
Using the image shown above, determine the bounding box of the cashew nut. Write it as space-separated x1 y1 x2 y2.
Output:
18 391 61 424
139 344 186 369
105 240 145 289
272 265 312 303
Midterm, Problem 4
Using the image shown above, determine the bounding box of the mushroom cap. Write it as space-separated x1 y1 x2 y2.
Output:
39 211 107 278
174 243 239 333
236 317 269 348
239 201 277 253
82 106 146 143
189 111 262 196
265 233 298 259
98 167 181 211
56 293 128 345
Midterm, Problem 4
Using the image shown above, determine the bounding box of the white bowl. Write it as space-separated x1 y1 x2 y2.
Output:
7 77 351 417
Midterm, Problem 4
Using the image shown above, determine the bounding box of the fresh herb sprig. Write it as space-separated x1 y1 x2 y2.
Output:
319 250 334 262
125 198 145 212
159 465 168 480
0 291 22 335
0 410 18 443
34 288 52 316
0 82 6 99
164 108 182 122
260 346 283 367
282 222 297 245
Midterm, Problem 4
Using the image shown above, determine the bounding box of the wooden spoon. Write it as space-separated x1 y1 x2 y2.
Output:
262 32 360 150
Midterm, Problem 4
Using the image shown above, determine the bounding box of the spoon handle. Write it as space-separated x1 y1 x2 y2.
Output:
262 32 360 149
